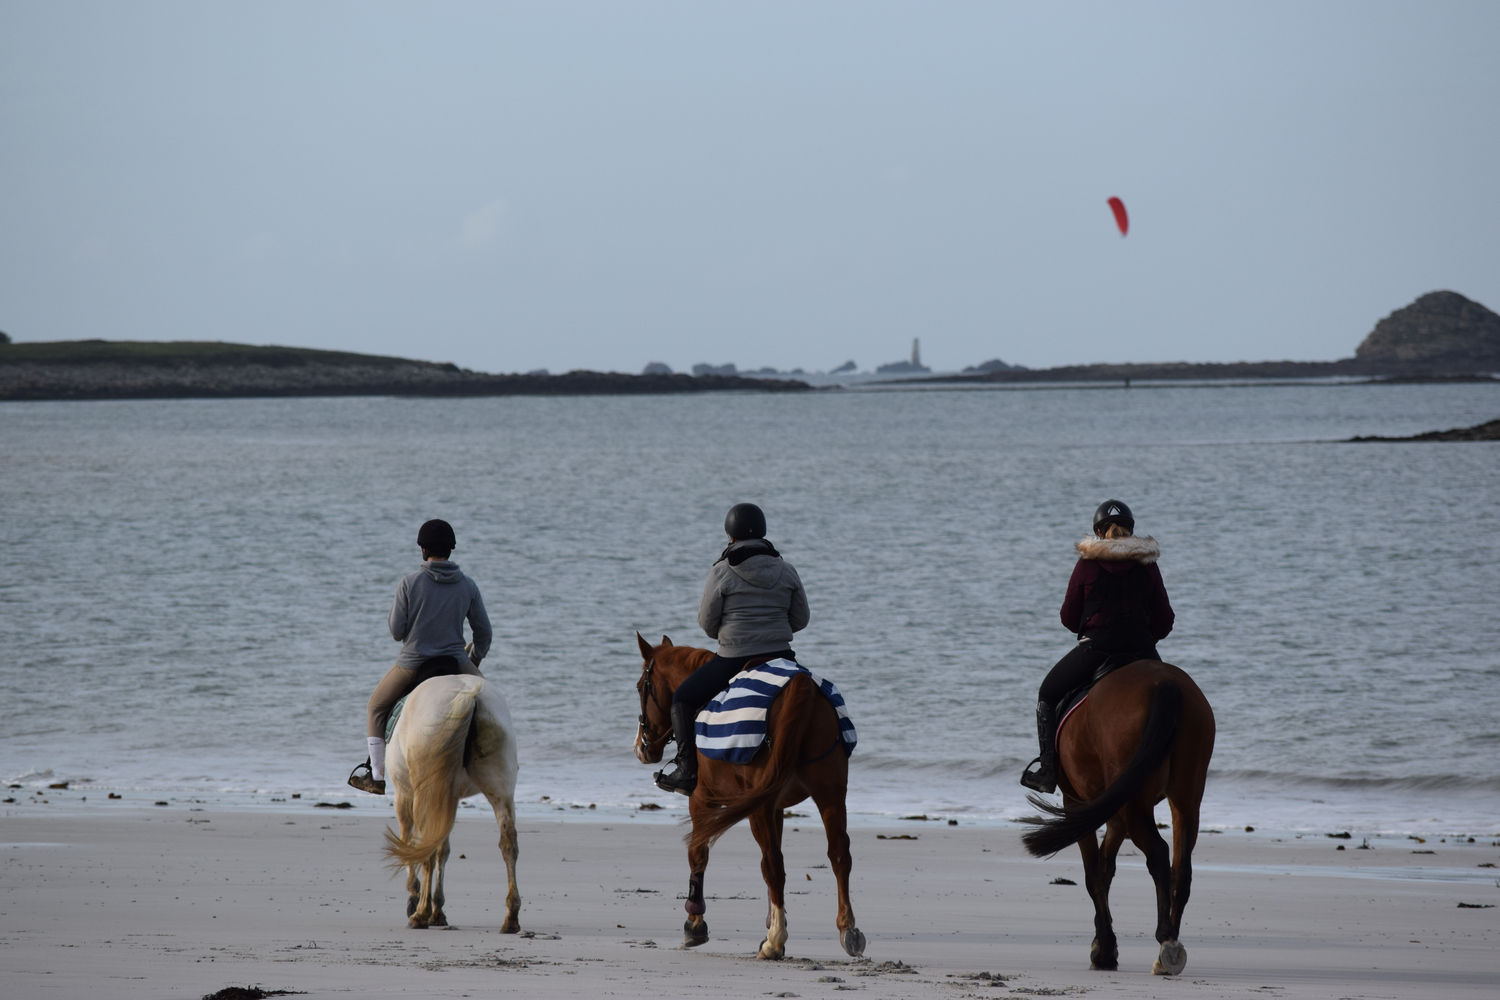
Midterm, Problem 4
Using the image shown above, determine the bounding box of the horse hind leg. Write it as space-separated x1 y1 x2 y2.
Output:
813 782 864 956
749 805 788 959
1152 798 1200 976
1123 802 1184 976
428 837 451 927
494 793 521 934
1083 820 1123 971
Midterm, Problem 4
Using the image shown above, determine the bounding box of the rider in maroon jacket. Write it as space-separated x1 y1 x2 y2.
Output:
1020 499 1174 794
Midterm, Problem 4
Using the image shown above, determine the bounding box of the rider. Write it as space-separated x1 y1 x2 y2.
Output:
348 518 493 795
1019 499 1174 794
654 502 810 796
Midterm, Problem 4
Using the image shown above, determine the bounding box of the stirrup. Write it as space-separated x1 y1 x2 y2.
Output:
1019 756 1056 794
348 758 386 795
653 761 696 796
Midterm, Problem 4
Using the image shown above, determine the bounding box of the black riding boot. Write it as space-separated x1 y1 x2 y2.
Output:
1019 701 1058 794
654 702 699 796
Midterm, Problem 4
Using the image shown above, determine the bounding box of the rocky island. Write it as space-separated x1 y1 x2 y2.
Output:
0 340 813 402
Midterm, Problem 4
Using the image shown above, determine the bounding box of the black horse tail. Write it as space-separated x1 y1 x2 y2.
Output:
1022 680 1182 858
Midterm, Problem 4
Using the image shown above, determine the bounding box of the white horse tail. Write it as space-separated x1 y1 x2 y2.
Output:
382 675 483 870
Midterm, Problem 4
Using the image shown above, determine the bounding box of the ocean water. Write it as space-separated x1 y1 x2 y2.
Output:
2 382 1497 838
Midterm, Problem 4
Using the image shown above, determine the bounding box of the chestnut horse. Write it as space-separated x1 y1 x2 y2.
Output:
381 673 521 934
633 633 864 959
1022 660 1214 976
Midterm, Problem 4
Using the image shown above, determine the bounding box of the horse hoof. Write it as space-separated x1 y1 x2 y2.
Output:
841 927 866 957
683 916 709 947
430 914 447 927
408 917 428 929
1089 939 1118 971
757 938 785 960
500 917 520 934
1153 939 1187 976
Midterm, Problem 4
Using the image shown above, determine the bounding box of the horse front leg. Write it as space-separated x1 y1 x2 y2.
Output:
682 797 711 947
748 805 788 959
813 785 864 956
1082 818 1123 971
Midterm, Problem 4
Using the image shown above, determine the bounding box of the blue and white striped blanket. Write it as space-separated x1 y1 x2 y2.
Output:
695 658 857 764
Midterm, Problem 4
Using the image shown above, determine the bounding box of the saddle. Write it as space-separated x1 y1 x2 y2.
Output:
384 655 467 742
1052 652 1144 744
695 658 857 764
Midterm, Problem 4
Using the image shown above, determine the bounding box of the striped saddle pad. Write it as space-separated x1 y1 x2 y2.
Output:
695 658 857 764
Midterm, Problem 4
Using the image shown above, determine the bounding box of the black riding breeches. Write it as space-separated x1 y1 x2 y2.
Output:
1038 641 1159 708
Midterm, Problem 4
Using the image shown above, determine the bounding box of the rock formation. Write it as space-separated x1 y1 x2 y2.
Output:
1354 291 1500 372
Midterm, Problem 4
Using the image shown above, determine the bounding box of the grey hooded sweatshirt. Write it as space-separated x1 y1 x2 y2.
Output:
697 540 810 658
388 559 493 669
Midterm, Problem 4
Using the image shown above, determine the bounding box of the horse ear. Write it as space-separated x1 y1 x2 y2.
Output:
636 632 653 660
661 635 673 647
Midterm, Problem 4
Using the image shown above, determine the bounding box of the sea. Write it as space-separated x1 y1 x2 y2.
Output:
2 380 1497 840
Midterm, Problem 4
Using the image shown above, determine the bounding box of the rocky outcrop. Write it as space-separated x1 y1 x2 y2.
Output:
1350 417 1500 442
1354 291 1500 373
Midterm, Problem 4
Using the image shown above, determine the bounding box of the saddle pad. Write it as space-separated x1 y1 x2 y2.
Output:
1055 694 1088 749
696 658 857 764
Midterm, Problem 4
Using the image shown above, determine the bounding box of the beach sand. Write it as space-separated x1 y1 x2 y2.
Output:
3 799 1496 999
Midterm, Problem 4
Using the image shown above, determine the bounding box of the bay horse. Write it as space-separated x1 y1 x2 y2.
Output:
1021 659 1214 976
633 633 865 959
381 673 521 934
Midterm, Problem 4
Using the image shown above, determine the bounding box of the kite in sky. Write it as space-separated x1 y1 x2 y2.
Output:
1107 196 1129 236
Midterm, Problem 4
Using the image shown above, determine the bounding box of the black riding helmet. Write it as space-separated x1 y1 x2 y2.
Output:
723 502 767 541
1092 499 1134 535
417 518 457 553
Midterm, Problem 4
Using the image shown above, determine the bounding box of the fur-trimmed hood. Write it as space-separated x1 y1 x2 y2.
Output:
1076 535 1160 564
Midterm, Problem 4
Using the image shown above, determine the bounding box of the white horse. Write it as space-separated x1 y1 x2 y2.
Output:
381 673 521 933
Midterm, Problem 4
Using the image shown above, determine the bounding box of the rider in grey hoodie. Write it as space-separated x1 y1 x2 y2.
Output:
654 503 808 795
348 518 493 795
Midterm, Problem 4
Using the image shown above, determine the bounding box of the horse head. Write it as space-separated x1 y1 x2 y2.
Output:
634 632 676 763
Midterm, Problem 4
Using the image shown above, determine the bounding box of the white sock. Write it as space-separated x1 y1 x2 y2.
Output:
367 737 386 780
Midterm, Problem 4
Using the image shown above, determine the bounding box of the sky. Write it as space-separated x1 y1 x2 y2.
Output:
3 2 1498 376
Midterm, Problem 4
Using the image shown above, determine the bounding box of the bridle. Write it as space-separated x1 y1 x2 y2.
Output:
637 656 674 754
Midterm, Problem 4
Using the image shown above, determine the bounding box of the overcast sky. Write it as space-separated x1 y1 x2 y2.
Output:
3 2 1497 375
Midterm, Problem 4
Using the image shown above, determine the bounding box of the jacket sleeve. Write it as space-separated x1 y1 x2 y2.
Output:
787 566 810 633
388 577 411 642
697 567 724 639
467 582 493 664
1058 560 1090 633
1146 563 1175 640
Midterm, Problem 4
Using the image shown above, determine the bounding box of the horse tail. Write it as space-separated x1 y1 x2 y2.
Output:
1022 679 1182 858
687 673 821 855
383 677 481 870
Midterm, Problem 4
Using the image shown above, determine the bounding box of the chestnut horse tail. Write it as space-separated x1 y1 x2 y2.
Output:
687 673 822 855
1022 680 1182 858
383 679 481 869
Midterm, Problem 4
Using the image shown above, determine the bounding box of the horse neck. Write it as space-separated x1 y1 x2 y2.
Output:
658 647 714 694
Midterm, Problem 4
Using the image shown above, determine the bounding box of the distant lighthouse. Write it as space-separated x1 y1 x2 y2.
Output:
911 338 921 368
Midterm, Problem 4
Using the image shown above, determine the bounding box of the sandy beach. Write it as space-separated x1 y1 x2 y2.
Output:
3 799 1496 1000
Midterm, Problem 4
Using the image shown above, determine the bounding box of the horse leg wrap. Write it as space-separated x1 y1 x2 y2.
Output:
685 871 706 916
